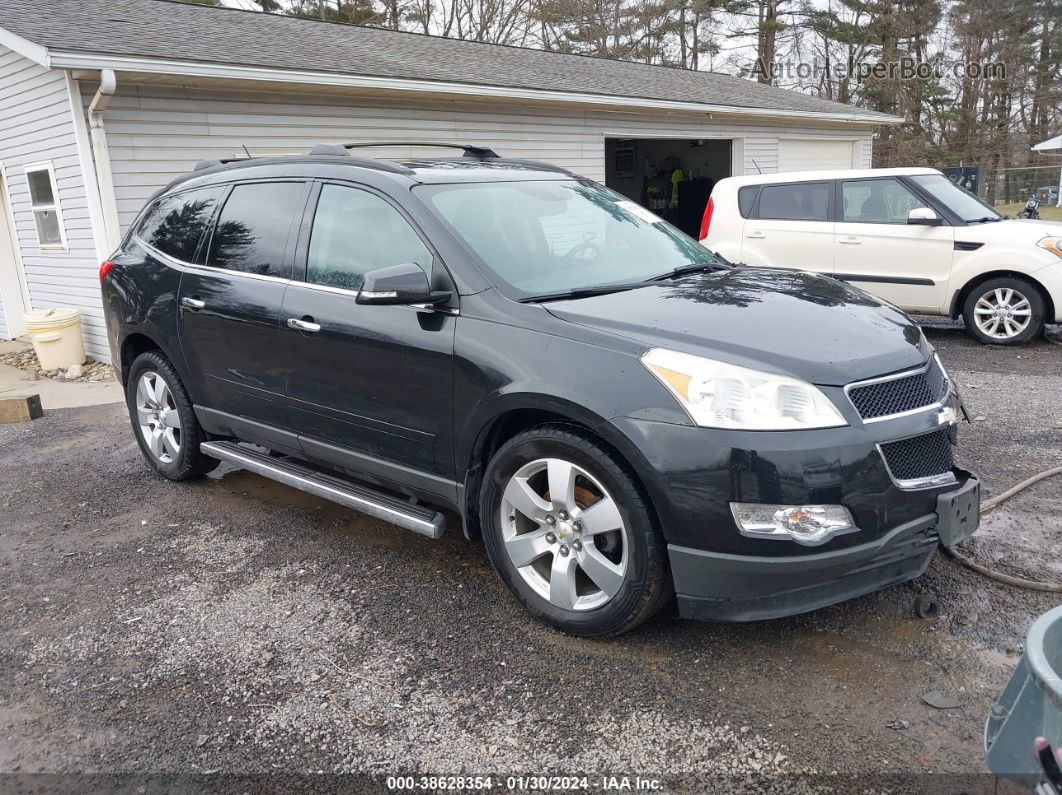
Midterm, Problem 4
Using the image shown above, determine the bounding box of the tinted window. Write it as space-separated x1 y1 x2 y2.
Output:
757 182 830 221
136 187 224 262
307 184 432 291
842 178 922 223
207 182 304 278
737 186 758 218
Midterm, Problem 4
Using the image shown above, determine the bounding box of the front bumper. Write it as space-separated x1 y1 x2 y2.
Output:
671 474 979 621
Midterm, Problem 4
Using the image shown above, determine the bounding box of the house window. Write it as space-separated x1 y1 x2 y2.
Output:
24 162 66 249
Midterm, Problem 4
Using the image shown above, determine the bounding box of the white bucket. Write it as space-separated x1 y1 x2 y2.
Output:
23 308 86 371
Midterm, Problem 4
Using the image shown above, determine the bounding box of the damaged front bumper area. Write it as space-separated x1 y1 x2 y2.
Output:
671 473 980 622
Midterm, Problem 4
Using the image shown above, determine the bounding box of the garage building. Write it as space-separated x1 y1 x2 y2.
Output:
0 0 898 360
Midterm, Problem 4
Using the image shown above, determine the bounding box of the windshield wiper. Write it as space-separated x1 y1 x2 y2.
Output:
968 215 1003 223
519 282 647 303
645 260 731 282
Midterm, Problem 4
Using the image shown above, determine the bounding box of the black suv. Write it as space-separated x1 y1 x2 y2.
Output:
101 143 980 636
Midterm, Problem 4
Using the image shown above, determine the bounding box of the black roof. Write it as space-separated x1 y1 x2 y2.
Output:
0 0 895 122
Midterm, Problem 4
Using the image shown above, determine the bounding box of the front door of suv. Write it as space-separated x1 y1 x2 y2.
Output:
280 181 457 498
178 180 309 441
833 177 954 312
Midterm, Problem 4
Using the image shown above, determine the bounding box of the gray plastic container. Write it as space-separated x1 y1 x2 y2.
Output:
985 603 1062 787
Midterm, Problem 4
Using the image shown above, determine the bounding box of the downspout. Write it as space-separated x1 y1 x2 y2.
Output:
88 70 120 251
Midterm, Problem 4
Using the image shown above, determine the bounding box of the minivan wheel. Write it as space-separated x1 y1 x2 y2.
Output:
125 350 218 480
962 277 1045 345
480 425 670 636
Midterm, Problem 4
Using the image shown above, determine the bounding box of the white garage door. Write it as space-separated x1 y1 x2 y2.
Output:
778 139 856 172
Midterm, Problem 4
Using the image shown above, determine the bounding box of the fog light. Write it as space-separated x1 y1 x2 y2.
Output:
730 503 858 546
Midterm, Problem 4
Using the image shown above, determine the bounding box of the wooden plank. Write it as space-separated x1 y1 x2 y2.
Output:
0 394 43 423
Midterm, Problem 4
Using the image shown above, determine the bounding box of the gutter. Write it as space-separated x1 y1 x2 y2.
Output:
87 69 121 250
50 51 903 126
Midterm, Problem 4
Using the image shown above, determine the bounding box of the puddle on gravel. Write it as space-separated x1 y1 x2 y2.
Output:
207 462 333 510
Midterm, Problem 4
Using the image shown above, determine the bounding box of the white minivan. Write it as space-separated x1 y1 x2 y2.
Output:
700 167 1062 345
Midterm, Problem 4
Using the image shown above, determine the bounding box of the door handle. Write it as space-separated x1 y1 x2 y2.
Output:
745 231 766 239
839 237 862 245
180 297 205 310
287 317 321 333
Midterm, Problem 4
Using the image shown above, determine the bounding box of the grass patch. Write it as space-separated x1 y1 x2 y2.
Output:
998 202 1062 221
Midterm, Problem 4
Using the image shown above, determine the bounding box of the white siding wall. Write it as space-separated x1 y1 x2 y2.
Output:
0 47 103 356
82 83 875 232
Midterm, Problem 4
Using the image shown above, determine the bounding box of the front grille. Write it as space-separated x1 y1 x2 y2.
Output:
848 358 947 420
879 426 957 482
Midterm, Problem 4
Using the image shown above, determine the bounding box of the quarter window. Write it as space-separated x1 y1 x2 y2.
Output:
135 187 224 262
757 182 830 221
841 179 923 224
306 184 432 291
207 182 305 278
24 162 66 248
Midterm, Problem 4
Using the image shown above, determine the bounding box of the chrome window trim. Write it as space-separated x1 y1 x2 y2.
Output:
844 355 949 424
876 425 958 491
137 237 294 286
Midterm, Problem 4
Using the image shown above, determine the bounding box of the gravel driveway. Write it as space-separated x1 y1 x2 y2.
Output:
1 326 1059 793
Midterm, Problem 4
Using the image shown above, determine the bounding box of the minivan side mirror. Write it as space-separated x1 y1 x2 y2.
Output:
907 207 942 226
356 262 451 306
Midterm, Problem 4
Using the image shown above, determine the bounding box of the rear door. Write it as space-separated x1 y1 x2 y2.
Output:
177 180 309 441
740 181 835 273
833 177 954 312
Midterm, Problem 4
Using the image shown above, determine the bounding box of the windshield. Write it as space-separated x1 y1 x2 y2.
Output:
417 180 717 298
909 174 1003 222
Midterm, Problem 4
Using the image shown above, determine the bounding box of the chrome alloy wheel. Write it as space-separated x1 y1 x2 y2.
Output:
499 458 629 611
135 371 182 464
973 287 1032 340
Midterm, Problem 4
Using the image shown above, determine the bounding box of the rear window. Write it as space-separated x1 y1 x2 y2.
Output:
757 182 830 221
737 186 758 218
206 182 305 279
135 186 224 262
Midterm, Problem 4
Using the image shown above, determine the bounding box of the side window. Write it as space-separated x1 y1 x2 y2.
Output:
306 184 432 292
24 162 66 249
737 186 758 218
757 182 830 221
207 182 304 278
135 187 224 262
842 179 923 224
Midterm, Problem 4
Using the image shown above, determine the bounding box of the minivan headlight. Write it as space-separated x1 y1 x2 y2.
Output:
641 348 847 430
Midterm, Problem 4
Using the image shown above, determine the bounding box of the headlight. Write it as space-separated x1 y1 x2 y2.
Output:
1038 237 1062 258
641 348 847 430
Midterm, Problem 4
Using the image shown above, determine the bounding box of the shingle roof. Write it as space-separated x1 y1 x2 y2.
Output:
0 0 895 121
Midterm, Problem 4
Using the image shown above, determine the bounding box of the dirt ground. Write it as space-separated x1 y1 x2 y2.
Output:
0 323 1059 793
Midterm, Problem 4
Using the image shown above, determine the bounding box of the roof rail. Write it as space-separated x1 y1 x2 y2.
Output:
309 141 500 159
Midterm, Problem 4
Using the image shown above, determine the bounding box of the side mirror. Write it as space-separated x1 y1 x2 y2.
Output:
356 262 451 306
907 207 942 226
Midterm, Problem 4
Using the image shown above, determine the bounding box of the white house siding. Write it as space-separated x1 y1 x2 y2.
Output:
81 83 876 233
0 47 105 355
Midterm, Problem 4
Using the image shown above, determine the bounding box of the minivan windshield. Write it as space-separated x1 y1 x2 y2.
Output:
417 180 719 299
908 174 1003 223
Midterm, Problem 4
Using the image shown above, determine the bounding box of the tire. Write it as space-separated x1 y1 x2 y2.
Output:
962 277 1045 345
479 424 671 637
125 350 218 480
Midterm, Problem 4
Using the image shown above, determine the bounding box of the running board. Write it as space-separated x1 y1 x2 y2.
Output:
200 441 445 539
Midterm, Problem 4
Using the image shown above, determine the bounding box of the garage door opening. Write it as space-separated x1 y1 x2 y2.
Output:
604 137 731 238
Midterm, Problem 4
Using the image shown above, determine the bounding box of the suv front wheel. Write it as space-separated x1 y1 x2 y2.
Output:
480 425 670 636
962 277 1045 345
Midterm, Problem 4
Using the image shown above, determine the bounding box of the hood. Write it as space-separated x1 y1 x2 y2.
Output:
545 269 930 386
962 218 1062 243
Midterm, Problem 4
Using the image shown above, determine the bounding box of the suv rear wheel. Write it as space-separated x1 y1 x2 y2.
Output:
125 350 218 480
962 277 1045 345
480 424 670 636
